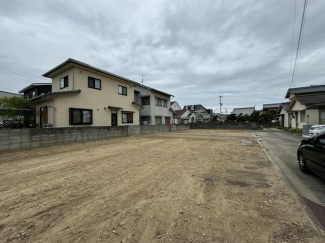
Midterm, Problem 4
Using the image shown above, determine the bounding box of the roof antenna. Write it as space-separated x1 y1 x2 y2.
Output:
141 74 145 85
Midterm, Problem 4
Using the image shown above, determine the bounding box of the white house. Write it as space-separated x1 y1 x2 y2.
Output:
183 104 211 122
280 85 325 128
134 85 174 125
170 101 182 111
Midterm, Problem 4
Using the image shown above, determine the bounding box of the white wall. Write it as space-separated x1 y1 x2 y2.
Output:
134 86 173 125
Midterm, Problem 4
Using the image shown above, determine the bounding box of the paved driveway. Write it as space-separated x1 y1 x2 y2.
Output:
255 129 325 205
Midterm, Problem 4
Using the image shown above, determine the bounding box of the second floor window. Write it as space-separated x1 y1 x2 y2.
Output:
155 97 167 107
141 96 150 105
88 77 101 90
118 85 127 96
60 76 68 89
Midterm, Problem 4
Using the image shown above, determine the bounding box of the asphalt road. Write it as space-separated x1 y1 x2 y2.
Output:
255 129 325 205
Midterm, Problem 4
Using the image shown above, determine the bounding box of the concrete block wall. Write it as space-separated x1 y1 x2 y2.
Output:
140 125 171 135
128 125 141 136
0 125 192 151
190 122 256 130
175 125 190 131
0 127 128 151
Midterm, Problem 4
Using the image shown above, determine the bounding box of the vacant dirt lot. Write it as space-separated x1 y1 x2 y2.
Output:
177 129 254 137
0 132 323 242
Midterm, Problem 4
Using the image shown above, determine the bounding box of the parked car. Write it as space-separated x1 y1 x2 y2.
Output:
297 132 325 180
309 124 325 136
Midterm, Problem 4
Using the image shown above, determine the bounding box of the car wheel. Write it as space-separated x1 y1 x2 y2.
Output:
298 153 309 173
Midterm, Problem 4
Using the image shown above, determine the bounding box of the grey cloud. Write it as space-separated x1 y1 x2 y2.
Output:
0 0 324 111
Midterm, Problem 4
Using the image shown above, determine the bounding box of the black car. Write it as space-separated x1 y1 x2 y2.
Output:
297 132 325 180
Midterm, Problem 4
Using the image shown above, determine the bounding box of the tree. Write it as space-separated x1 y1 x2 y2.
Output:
250 111 260 122
0 97 30 125
226 114 236 122
260 109 277 123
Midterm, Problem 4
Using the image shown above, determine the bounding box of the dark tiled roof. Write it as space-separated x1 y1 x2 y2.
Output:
175 110 187 117
30 89 81 101
263 103 281 109
294 94 325 105
44 58 173 97
279 102 290 111
183 104 207 111
19 83 52 93
285 85 325 98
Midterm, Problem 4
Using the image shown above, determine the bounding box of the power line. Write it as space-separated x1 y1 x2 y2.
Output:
0 63 46 80
0 81 21 90
294 1 308 87
290 0 309 88
289 0 297 87
0 65 41 83
0 84 17 93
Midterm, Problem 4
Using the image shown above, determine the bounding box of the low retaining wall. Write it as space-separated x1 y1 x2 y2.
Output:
140 125 172 135
0 124 191 151
0 126 128 151
190 122 256 130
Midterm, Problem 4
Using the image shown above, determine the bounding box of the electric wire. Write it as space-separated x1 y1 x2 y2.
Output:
290 0 308 88
0 63 46 80
293 0 308 87
0 65 41 83
289 0 297 87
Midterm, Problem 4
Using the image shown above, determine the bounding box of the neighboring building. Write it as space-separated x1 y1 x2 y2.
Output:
232 107 255 116
278 102 290 127
19 83 52 99
281 85 325 128
174 109 190 124
0 90 21 98
170 101 183 124
134 85 173 125
26 58 141 128
183 104 211 122
170 101 182 111
187 112 197 123
262 103 281 113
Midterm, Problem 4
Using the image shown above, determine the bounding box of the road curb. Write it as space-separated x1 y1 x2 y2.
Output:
253 132 325 236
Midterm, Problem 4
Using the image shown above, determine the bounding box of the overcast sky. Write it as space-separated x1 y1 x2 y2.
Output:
0 0 324 112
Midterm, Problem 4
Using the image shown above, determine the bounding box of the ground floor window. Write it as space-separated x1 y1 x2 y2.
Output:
140 116 151 125
122 112 133 123
69 108 92 125
300 111 306 123
155 116 162 125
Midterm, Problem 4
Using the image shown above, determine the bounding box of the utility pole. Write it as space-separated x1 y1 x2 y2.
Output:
219 96 223 115
141 74 145 85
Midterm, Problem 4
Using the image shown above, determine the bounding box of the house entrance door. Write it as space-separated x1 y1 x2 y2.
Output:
111 110 117 126
40 106 48 128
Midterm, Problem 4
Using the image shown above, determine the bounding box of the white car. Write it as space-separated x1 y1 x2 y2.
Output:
309 124 325 136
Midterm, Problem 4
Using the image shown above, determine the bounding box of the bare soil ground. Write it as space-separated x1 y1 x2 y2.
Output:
177 129 254 137
0 131 323 243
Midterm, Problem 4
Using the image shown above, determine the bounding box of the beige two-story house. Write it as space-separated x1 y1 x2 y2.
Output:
29 59 141 127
